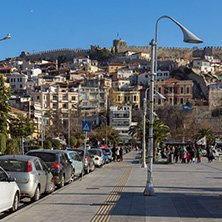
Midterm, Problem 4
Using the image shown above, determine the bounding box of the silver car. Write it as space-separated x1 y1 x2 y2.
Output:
0 155 55 202
0 166 20 213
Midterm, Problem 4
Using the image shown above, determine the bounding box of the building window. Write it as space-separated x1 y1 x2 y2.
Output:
53 103 56 109
118 96 121 101
158 99 161 104
158 88 161 93
63 103 67 108
134 96 137 101
72 96 76 101
53 95 57 101
174 98 177 105
164 88 168 94
145 75 148 78
62 95 67 100
174 87 177 94
186 87 190 94
37 96 40 100
181 87 184 94
170 87 172 93
180 98 184 104
20 84 22 88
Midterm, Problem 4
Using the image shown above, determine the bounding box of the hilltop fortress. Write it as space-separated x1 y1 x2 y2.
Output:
19 38 222 61
113 39 222 59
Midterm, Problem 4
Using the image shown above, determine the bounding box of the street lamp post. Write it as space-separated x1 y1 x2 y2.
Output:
144 16 203 196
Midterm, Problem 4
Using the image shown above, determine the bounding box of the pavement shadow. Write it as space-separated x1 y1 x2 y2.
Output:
111 190 222 219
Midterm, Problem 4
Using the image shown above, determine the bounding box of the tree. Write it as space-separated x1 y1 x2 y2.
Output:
5 139 19 155
128 117 170 161
51 139 61 150
0 75 11 136
43 140 52 149
156 103 183 135
0 133 6 154
9 113 35 154
194 128 215 146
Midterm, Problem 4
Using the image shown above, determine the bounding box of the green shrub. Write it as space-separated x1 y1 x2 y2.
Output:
43 140 52 149
70 136 77 147
51 139 61 150
28 145 42 150
5 139 19 155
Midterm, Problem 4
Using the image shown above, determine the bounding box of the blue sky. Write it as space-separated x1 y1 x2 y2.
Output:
0 0 221 60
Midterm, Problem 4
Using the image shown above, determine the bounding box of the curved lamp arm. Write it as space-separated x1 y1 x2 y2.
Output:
154 16 203 74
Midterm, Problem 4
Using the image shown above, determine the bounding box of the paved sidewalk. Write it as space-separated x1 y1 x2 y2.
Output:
2 151 222 222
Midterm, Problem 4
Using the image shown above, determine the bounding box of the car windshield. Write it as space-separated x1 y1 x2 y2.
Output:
0 160 27 172
27 152 56 162
90 150 101 156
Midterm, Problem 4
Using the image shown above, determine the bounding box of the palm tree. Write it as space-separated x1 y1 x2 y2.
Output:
193 127 215 146
128 116 170 161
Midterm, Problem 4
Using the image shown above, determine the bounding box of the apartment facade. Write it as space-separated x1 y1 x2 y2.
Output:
109 106 137 143
154 79 193 105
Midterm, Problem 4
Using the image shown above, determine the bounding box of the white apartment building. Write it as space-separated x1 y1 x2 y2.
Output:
109 106 137 143
138 69 170 85
8 72 28 90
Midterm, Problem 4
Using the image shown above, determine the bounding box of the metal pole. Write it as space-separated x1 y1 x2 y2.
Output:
68 108 70 147
142 97 147 168
144 39 156 196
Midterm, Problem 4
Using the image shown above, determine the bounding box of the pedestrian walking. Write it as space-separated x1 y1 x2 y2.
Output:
174 147 179 163
116 147 120 162
190 148 195 163
120 146 124 161
112 145 116 162
181 150 187 163
196 148 202 163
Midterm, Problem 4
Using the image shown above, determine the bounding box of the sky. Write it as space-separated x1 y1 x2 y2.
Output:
0 0 221 60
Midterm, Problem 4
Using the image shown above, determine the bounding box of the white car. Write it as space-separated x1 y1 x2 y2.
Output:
0 166 20 213
89 149 104 167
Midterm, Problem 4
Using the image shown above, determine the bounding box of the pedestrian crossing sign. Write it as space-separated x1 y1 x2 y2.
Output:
82 122 92 132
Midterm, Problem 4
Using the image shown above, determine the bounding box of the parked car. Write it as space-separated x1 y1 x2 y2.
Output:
62 150 84 177
26 150 74 188
0 155 54 202
102 148 112 162
0 166 20 213
68 148 95 174
81 145 91 150
89 149 104 167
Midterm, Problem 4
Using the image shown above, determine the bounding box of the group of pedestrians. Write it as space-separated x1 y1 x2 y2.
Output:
161 145 203 164
112 146 124 162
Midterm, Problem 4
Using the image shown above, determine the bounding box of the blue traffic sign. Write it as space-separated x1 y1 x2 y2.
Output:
82 122 92 132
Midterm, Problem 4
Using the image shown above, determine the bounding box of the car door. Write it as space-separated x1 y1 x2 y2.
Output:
60 153 71 182
0 168 14 212
73 153 82 175
34 159 47 194
39 159 51 193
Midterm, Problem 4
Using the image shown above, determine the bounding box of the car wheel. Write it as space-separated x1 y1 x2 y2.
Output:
32 186 40 202
58 175 65 188
69 170 75 183
85 165 90 174
9 193 19 212
47 180 55 193
91 164 95 172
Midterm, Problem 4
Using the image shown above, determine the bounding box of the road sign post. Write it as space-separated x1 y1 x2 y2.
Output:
81 122 92 180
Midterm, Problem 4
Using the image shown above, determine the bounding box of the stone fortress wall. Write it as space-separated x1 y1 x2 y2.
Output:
19 38 222 61
114 39 222 59
20 48 88 61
